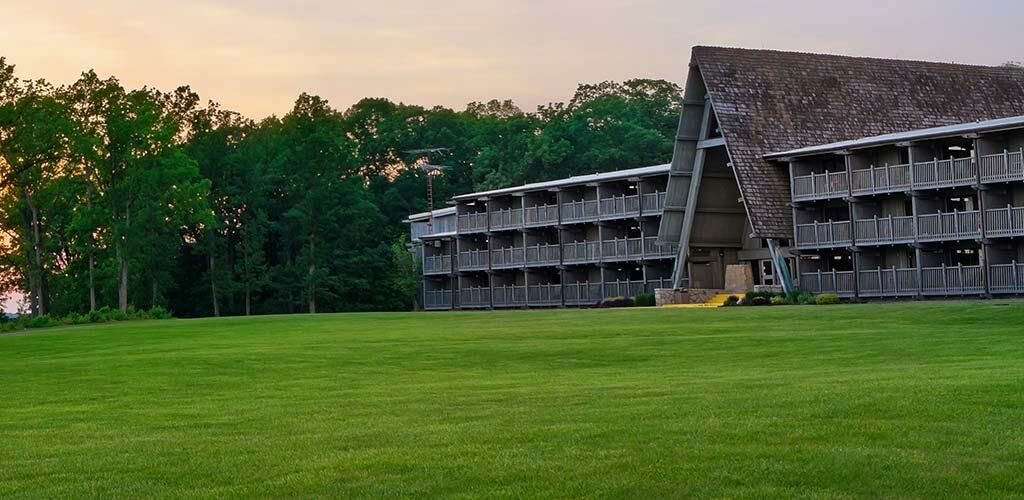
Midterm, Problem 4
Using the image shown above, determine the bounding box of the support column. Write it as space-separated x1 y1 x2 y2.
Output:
907 144 925 299
671 95 714 288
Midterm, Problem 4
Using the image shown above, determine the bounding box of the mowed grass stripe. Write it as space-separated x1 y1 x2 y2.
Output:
1 302 1023 498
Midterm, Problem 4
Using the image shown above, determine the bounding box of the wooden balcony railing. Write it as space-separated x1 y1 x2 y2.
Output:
912 157 977 190
459 287 491 308
489 208 523 230
795 220 852 248
641 191 668 213
458 249 489 271
492 285 528 307
989 262 1024 293
643 236 676 258
858 267 919 297
524 204 559 227
422 254 452 274
526 284 562 306
792 171 848 200
850 163 912 196
562 241 602 263
916 210 980 242
920 264 984 295
490 247 525 269
562 237 675 263
979 149 1024 183
560 199 600 223
984 206 1024 238
457 212 488 233
799 270 856 296
598 194 641 219
854 215 915 245
423 289 454 309
524 244 561 267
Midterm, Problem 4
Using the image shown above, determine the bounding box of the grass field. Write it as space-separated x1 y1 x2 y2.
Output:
2 302 1024 498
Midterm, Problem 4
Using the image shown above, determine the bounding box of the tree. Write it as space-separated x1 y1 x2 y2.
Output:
0 63 76 316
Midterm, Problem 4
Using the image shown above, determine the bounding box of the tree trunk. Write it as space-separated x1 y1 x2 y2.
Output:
151 275 158 309
87 184 96 312
308 238 316 314
208 250 219 315
243 249 251 316
117 203 130 312
88 253 96 312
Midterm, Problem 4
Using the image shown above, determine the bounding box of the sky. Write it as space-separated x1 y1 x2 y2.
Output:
1 0 1022 119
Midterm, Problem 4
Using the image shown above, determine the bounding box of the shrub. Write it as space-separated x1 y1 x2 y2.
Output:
595 296 634 308
770 295 785 305
749 296 770 306
27 315 58 329
632 293 656 307
148 306 172 319
815 293 840 305
723 295 741 307
796 291 816 305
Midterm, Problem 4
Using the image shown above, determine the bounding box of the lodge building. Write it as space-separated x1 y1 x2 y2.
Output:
408 46 1024 309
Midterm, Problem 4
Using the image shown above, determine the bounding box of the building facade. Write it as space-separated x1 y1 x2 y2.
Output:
409 165 684 310
409 46 1024 308
770 116 1024 298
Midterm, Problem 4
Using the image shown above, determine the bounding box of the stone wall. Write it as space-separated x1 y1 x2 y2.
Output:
655 288 724 306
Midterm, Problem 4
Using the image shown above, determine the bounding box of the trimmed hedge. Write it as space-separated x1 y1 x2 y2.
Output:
1 306 173 333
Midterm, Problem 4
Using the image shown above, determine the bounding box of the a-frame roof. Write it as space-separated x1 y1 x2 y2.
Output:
692 46 1024 239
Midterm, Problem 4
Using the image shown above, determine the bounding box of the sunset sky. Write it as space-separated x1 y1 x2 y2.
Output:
2 0 1022 118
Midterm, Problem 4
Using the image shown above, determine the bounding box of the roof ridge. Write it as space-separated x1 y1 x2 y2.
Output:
692 45 1024 72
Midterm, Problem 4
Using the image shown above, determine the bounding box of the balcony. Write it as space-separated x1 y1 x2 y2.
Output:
526 284 562 306
489 208 523 231
854 215 915 246
920 264 984 295
424 289 453 310
916 210 980 242
562 237 673 264
458 249 489 271
490 246 525 269
562 240 602 263
984 206 1024 238
644 237 677 258
641 191 668 213
459 287 491 308
423 254 452 275
856 264 984 297
858 267 919 297
598 194 640 219
564 282 604 306
600 238 645 262
492 285 527 307
979 149 1024 184
525 243 560 267
524 204 559 227
795 220 852 249
561 199 600 223
457 212 488 233
989 262 1024 293
850 163 912 196
792 170 848 201
602 279 648 298
798 270 856 296
911 157 977 190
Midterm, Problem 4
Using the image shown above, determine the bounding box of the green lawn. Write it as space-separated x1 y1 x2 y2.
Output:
2 302 1024 498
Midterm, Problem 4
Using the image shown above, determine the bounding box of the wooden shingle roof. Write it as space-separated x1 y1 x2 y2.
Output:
692 46 1024 239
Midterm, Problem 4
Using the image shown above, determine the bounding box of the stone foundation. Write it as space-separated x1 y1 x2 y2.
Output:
655 288 688 306
655 287 725 306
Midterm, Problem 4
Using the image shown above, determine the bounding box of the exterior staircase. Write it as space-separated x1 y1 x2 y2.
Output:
662 293 734 309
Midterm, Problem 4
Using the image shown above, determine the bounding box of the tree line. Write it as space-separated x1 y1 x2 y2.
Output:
0 58 682 317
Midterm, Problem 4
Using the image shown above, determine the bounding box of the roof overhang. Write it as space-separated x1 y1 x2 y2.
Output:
764 114 1024 161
